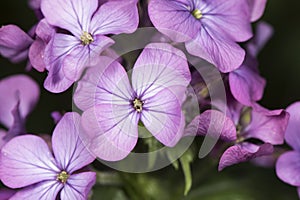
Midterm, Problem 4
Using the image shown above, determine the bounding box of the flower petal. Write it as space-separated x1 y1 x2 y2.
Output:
62 35 114 81
0 25 33 62
132 43 191 100
148 0 201 42
245 109 289 145
219 142 273 171
0 75 39 128
81 104 139 161
52 112 95 173
186 29 245 73
276 151 300 187
60 172 96 200
0 135 59 188
184 110 237 142
229 64 266 106
285 102 300 151
141 88 185 147
248 0 267 22
41 0 98 36
10 181 62 200
74 57 133 111
91 0 139 35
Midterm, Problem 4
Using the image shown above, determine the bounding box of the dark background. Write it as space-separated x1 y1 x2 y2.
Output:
0 1 300 199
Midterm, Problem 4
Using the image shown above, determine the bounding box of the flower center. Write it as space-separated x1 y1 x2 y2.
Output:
80 31 94 45
191 9 203 19
57 171 70 184
133 98 143 112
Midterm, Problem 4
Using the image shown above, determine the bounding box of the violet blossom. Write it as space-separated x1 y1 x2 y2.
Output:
148 0 252 73
0 112 96 200
41 0 139 93
74 43 191 161
0 75 39 148
248 0 268 22
276 102 300 198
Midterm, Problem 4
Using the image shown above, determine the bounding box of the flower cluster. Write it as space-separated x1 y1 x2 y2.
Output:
0 0 299 199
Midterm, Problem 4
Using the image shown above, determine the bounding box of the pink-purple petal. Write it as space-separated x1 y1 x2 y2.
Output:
0 75 39 128
91 0 139 35
0 135 59 188
184 110 237 142
285 102 300 151
52 112 95 174
141 88 184 147
41 0 98 36
276 151 300 187
248 0 267 22
10 181 62 200
132 43 191 99
186 29 245 73
60 172 96 200
74 57 133 111
81 105 139 161
219 142 273 171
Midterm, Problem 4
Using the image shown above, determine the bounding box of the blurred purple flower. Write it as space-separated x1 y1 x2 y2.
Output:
148 0 252 72
0 189 15 200
276 102 300 198
0 75 40 148
248 0 267 22
74 43 191 161
41 0 139 93
0 112 96 200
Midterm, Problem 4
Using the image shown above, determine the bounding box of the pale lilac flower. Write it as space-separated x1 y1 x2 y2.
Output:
74 43 191 161
0 112 96 200
41 0 139 93
0 25 33 63
0 75 40 148
276 102 300 198
148 0 252 72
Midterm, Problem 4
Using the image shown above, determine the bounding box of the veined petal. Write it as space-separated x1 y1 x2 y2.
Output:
285 102 300 151
229 64 266 106
91 0 139 35
148 0 201 42
41 0 98 36
74 57 133 111
10 181 62 200
186 29 245 73
0 25 33 62
244 109 289 145
0 135 59 188
60 172 96 200
276 151 300 187
132 43 190 99
81 104 139 161
219 142 273 171
141 88 184 147
62 35 114 81
0 75 39 128
184 110 237 142
199 0 252 42
52 112 95 174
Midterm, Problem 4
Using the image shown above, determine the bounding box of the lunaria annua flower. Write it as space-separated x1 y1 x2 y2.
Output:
74 43 191 161
41 0 139 93
0 112 96 200
148 0 252 73
0 75 39 148
185 95 289 171
276 102 300 198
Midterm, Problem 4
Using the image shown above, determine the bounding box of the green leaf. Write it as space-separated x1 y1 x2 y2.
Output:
179 149 194 196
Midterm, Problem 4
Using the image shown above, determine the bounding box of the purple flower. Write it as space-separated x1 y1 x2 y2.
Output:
276 102 300 198
0 112 96 200
41 0 139 93
0 75 40 148
248 0 267 22
148 0 252 72
74 43 191 161
0 25 33 63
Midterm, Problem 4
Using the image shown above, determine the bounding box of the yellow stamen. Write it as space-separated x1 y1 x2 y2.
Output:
57 171 70 184
192 9 203 20
80 31 94 45
133 99 143 112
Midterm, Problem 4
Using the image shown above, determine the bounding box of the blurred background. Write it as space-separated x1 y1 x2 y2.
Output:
0 1 300 199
